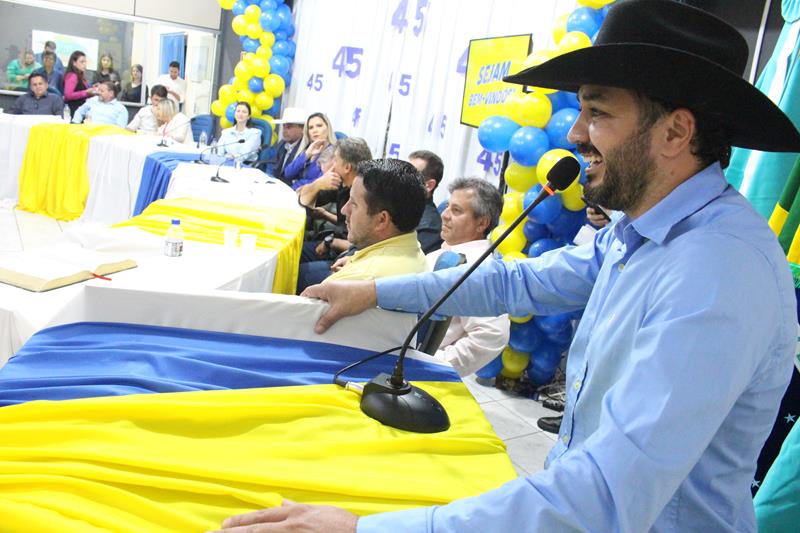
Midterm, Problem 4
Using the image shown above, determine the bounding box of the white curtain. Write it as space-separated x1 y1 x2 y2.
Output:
287 0 575 204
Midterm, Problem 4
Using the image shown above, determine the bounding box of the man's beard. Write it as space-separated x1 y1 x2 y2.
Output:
581 125 655 213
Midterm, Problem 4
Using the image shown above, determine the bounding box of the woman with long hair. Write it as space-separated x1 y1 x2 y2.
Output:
120 63 147 103
6 49 39 90
154 98 193 145
218 102 262 162
92 53 120 90
63 51 96 115
283 112 337 190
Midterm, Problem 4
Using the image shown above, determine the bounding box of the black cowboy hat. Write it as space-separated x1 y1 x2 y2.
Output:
504 0 800 153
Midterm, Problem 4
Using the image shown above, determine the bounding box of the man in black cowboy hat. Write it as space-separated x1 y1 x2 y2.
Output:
212 1 800 532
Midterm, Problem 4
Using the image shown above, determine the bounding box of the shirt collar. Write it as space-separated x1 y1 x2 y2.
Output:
351 232 420 259
613 163 728 246
442 239 490 253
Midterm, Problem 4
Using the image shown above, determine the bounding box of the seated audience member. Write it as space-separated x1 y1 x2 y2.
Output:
283 112 336 190
71 81 128 128
218 102 261 162
63 51 97 115
426 177 508 376
408 150 445 253
7 49 40 90
154 98 193 145
296 138 373 291
127 84 166 135
322 158 428 283
120 64 147 103
32 51 63 95
34 41 64 73
92 53 121 91
155 61 186 105
268 107 307 183
6 72 63 116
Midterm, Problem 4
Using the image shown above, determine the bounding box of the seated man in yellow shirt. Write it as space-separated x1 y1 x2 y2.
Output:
325 158 429 283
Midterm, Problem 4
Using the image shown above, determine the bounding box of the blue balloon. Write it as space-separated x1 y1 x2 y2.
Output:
528 237 560 258
268 97 281 117
269 55 291 77
274 0 284 3
509 321 543 353
246 0 260 4
285 22 295 37
272 40 291 56
285 40 297 58
259 0 277 10
567 7 602 37
523 220 550 243
534 313 572 335
232 0 247 16
546 108 579 149
528 341 563 382
547 207 586 239
528 364 556 386
437 199 448 214
547 92 567 113
260 10 281 32
475 355 504 379
277 5 293 30
477 116 520 153
572 150 588 185
248 76 264 93
601 4 612 17
280 71 292 87
508 127 550 167
225 102 237 123
242 37 260 53
526 187 563 225
561 91 579 109
544 321 574 348
274 30 288 41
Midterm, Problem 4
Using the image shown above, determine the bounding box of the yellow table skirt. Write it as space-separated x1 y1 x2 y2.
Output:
114 197 306 294
0 383 516 533
17 123 132 221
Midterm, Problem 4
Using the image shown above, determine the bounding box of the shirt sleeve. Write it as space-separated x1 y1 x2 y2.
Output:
114 105 128 128
435 315 510 376
363 231 793 532
63 73 91 102
7 95 23 115
51 95 64 116
128 108 141 130
72 100 89 123
283 151 307 180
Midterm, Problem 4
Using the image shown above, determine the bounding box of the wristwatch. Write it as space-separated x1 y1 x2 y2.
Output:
323 234 334 253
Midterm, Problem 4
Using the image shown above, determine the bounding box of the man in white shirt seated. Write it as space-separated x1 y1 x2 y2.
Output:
155 61 187 106
71 81 128 128
269 107 307 183
426 177 509 376
126 85 167 135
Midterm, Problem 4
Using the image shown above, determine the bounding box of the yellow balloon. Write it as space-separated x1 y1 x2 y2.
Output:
262 114 275 124
219 117 233 129
231 15 247 36
256 45 273 61
561 183 586 211
251 57 269 78
237 89 255 105
271 130 278 145
249 104 261 117
514 91 552 128
579 0 614 7
557 31 593 55
232 76 248 91
243 52 257 67
218 0 235 9
491 225 527 255
234 60 251 80
537 149 578 187
500 192 524 224
501 346 529 377
504 161 539 192
255 92 274 111
264 74 286 98
260 31 276 48
218 84 236 105
520 49 557 94
552 13 569 45
509 314 533 324
502 250 527 262
246 22 262 40
210 99 225 117
243 4 261 23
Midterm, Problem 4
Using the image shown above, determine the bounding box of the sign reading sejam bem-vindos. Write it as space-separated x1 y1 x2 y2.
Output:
461 34 532 128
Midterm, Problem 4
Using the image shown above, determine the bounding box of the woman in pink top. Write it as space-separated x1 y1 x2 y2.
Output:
63 51 96 115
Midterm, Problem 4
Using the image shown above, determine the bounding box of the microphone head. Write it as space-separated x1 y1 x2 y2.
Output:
238 139 246 143
547 157 581 191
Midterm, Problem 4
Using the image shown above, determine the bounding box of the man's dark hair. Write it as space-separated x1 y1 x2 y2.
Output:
357 159 427 233
336 137 372 169
28 72 47 87
408 149 444 186
169 61 180 69
448 177 503 237
150 85 168 99
635 92 732 169
42 51 56 61
101 80 119 97
44 40 56 49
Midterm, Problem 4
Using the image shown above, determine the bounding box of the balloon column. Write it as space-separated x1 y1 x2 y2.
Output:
213 0 297 142
475 0 616 386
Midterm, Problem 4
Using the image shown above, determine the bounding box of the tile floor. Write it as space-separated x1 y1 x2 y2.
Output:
1 206 560 476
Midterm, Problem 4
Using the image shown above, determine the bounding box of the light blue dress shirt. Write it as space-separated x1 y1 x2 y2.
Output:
218 126 262 162
71 96 128 128
360 164 796 532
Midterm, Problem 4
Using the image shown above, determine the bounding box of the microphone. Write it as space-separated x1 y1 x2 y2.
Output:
156 117 193 147
196 138 246 164
210 143 264 183
351 156 581 434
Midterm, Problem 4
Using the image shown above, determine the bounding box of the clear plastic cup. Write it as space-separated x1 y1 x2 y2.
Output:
223 227 239 247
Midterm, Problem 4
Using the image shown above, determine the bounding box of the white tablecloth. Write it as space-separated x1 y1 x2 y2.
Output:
0 224 279 367
82 135 200 224
0 113 64 203
165 163 302 211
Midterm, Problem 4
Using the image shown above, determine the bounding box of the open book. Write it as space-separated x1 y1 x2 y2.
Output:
0 245 137 292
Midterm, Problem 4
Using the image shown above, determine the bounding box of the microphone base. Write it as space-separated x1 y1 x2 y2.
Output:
156 140 169 148
210 175 229 183
360 373 450 433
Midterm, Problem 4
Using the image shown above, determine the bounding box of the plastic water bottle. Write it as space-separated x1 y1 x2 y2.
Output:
164 219 184 257
210 138 218 155
63 105 71 123
198 131 207 149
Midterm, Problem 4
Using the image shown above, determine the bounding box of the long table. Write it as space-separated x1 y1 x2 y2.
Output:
0 113 63 203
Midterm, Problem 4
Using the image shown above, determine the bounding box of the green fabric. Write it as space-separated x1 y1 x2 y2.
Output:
754 422 800 532
775 157 800 252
